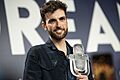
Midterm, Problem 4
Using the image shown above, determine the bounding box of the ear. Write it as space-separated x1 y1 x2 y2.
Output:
41 21 47 31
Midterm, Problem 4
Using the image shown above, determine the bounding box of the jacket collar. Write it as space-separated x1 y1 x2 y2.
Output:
46 38 73 55
46 38 57 51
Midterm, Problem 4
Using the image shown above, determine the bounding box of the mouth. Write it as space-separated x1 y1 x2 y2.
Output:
54 28 64 34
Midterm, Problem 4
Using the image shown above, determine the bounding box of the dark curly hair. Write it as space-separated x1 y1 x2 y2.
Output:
40 0 67 23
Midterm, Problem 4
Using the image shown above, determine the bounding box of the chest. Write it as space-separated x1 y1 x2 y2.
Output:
41 50 69 80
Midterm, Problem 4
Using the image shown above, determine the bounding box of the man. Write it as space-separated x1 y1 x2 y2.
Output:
23 1 93 80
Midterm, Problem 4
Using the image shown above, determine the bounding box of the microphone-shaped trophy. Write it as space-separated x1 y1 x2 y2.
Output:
68 44 90 77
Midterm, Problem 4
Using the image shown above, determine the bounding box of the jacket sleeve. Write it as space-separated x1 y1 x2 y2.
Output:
23 47 42 80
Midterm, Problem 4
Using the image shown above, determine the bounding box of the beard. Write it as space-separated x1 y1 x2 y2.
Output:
48 27 68 41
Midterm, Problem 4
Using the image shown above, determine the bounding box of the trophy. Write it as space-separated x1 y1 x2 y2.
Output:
68 44 90 77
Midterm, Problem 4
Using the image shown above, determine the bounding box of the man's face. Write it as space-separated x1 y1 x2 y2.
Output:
44 9 68 41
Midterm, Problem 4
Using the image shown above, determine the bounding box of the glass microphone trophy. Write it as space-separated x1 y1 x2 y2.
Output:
68 44 90 77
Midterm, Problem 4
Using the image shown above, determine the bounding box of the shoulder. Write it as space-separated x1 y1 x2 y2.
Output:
27 44 47 56
25 44 48 64
29 44 46 51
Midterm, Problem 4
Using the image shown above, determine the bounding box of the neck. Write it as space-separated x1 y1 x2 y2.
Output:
52 38 67 55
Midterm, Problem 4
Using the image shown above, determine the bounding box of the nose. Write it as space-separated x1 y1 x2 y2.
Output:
56 19 62 28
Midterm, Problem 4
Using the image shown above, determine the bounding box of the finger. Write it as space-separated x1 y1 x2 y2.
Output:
76 74 88 80
75 70 81 75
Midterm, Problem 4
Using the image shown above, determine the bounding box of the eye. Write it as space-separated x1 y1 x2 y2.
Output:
59 16 66 21
48 19 57 24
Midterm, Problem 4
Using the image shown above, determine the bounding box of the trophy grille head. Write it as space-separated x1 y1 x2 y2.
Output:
73 44 84 54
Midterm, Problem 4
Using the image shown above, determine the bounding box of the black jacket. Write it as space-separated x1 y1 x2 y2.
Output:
23 39 93 80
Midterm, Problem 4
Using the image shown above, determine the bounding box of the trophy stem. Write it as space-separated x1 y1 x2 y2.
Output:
70 59 79 77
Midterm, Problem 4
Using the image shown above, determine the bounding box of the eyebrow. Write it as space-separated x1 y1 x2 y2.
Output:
59 16 66 20
48 16 66 23
48 18 57 23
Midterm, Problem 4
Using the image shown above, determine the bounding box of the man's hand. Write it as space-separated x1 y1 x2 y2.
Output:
76 71 88 80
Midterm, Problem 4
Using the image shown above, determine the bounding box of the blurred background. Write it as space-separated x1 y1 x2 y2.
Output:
0 0 120 80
